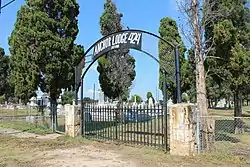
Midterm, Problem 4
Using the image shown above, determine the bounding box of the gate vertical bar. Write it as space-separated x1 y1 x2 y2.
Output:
81 80 85 136
75 66 78 105
175 46 181 103
196 108 201 153
163 71 168 151
115 107 118 140
51 102 55 131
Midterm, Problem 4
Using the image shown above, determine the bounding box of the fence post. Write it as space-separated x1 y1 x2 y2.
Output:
80 80 85 136
169 104 197 156
75 66 78 105
196 107 201 153
163 71 168 151
115 108 118 140
65 104 81 137
175 46 181 103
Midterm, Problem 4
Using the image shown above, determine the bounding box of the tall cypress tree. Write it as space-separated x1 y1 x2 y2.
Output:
158 17 186 103
0 48 13 100
9 0 83 128
97 0 136 101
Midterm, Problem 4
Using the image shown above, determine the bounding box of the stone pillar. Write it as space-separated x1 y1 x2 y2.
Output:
65 104 81 137
169 103 197 156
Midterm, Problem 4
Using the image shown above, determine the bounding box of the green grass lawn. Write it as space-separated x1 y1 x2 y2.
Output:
208 106 250 117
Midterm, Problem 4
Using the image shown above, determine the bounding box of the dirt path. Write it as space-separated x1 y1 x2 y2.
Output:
0 127 140 167
35 146 137 167
2 127 247 167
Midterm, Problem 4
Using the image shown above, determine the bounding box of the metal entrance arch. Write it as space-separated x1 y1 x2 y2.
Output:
75 29 181 150
75 29 181 103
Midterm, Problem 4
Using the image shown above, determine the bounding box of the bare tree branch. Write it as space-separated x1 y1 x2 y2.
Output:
205 56 224 60
205 67 210 79
177 0 225 53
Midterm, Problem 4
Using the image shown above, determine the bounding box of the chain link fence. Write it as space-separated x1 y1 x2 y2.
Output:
55 105 66 134
0 104 52 132
0 103 66 134
198 115 250 154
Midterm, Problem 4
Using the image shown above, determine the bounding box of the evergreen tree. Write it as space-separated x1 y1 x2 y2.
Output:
158 17 186 103
97 0 136 101
0 48 9 96
146 92 155 104
183 48 196 103
205 0 250 133
0 47 14 102
131 94 143 103
61 91 74 105
9 0 83 128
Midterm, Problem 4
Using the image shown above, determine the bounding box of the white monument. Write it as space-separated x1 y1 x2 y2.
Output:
98 89 105 104
148 97 154 108
167 98 173 107
132 96 137 106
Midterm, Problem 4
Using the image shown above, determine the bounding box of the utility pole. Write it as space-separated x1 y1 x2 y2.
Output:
0 0 16 14
155 86 157 102
93 83 95 101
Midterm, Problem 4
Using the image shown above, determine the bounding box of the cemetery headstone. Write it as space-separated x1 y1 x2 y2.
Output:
167 99 173 107
148 97 154 107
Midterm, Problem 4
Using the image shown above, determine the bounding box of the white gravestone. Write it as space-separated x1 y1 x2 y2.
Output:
148 97 154 108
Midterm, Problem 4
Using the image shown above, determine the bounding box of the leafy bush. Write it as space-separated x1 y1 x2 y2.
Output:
182 93 189 103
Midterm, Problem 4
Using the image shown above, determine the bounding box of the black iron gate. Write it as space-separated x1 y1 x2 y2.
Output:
83 102 168 149
75 29 181 151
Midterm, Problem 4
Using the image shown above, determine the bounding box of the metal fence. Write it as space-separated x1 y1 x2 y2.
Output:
0 105 66 134
0 105 51 130
82 103 169 149
55 113 65 134
198 116 250 153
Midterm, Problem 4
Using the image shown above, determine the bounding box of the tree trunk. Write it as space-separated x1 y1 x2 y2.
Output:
208 98 211 108
214 98 218 108
50 97 57 131
234 90 245 134
209 99 213 108
228 96 231 109
226 96 231 109
191 0 214 152
196 61 214 152
116 97 124 123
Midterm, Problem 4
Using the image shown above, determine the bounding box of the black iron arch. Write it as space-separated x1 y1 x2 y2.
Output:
75 29 181 106
78 49 175 91
76 29 176 67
